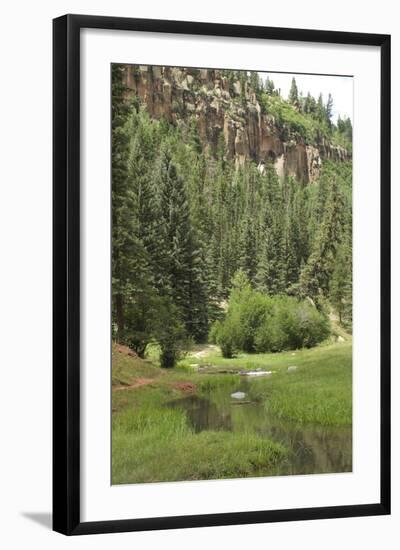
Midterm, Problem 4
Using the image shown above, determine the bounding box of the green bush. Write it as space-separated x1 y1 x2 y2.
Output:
208 319 221 344
254 315 286 352
259 94 330 144
213 285 330 357
234 291 271 352
281 298 329 350
216 315 239 358
152 297 189 368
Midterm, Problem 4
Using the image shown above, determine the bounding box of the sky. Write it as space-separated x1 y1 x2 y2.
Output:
258 72 353 123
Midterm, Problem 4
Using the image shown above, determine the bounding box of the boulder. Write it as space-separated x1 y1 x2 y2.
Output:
231 391 246 399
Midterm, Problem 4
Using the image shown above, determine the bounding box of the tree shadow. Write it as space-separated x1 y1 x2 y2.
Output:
22 512 52 530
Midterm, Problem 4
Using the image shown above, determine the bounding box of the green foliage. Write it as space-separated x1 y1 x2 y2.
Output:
289 77 299 106
330 239 352 330
259 81 350 153
261 297 330 351
112 65 353 360
325 93 334 126
152 297 189 368
214 273 330 356
298 161 351 317
214 315 239 358
259 93 330 144
112 67 151 346
208 319 221 345
264 76 277 95
332 115 353 152
256 164 286 293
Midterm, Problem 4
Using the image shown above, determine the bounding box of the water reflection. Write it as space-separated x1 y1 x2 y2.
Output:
169 394 233 432
166 384 352 476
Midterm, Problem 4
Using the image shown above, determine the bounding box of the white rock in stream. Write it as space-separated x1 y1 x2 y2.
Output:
287 366 298 372
231 392 246 399
240 370 272 377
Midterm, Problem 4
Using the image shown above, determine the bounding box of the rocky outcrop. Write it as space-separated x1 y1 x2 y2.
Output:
122 65 350 183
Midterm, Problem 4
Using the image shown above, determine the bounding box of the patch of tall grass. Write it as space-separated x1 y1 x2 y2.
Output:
112 420 287 484
113 406 189 439
245 344 352 425
197 374 238 393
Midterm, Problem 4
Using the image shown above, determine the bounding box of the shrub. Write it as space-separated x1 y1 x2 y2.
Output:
234 291 270 352
271 297 330 350
212 285 330 357
152 297 189 368
216 315 239 358
259 93 331 145
208 320 221 344
254 316 286 352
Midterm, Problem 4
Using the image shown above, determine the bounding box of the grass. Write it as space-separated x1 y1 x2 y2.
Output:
250 345 351 425
112 339 352 483
196 374 238 393
182 340 352 425
112 344 160 386
113 406 287 484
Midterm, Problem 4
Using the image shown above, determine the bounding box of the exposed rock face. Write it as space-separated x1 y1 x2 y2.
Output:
122 65 350 183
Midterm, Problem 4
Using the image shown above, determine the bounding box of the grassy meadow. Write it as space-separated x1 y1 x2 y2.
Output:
112 337 352 484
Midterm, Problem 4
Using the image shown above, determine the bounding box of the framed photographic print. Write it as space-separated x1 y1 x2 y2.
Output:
53 14 391 535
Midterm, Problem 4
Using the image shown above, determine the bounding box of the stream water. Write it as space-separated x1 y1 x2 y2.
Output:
167 378 352 476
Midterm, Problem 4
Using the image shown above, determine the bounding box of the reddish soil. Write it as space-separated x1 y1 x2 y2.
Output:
115 343 138 358
170 382 197 393
113 377 155 392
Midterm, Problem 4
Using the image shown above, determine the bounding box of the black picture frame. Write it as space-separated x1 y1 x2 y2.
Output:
53 14 391 535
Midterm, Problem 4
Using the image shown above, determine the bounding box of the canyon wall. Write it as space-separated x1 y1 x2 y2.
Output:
122 65 350 183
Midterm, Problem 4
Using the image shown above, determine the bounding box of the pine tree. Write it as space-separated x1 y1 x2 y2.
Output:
329 239 352 328
265 77 276 95
188 118 202 154
256 165 286 294
111 65 139 341
289 77 299 107
126 109 167 292
114 111 166 355
299 171 345 300
238 217 258 285
303 92 314 114
337 115 344 133
284 178 302 286
317 93 325 122
336 116 353 148
204 236 224 323
153 296 188 368
325 93 334 127
157 150 208 341
239 71 247 104
249 71 258 91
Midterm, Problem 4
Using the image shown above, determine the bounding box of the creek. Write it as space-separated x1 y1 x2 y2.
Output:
167 377 352 476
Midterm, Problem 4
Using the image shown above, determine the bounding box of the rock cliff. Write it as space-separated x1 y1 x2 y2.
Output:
122 65 350 183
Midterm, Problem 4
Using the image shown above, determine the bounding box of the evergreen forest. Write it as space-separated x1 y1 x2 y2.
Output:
112 66 352 368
